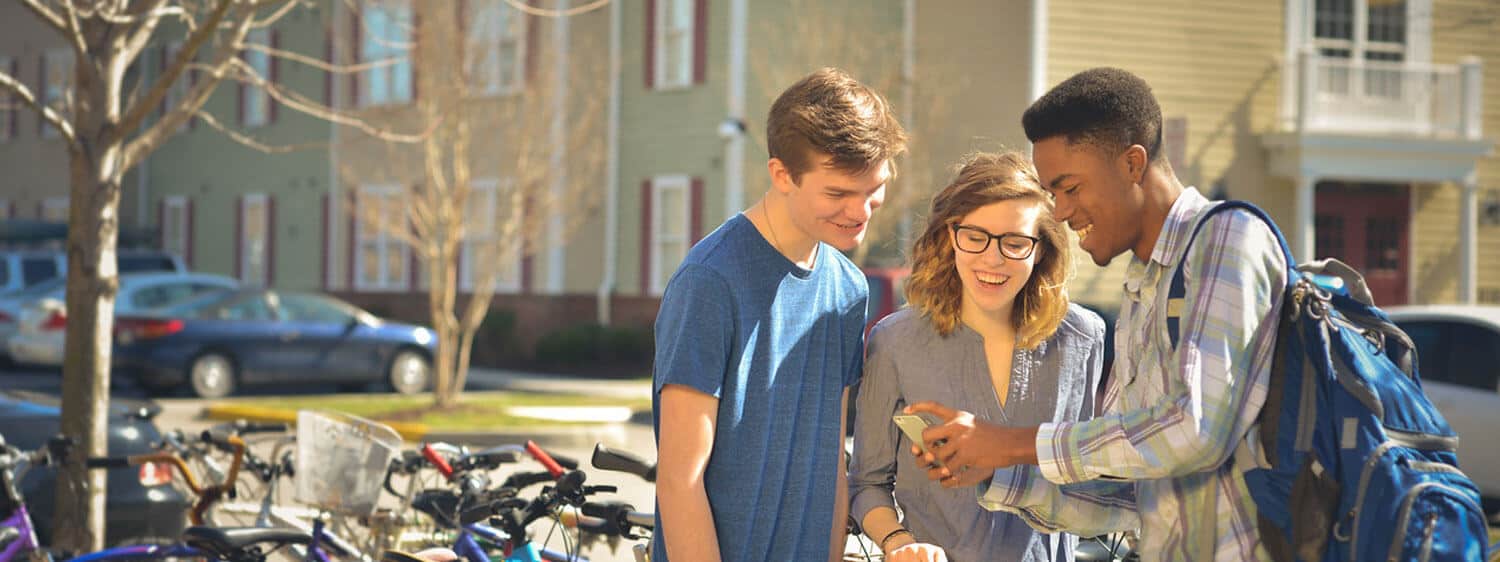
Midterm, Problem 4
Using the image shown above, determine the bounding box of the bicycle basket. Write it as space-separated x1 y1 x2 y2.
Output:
294 410 402 515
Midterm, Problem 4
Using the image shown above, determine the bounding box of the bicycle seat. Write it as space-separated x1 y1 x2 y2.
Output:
181 526 313 556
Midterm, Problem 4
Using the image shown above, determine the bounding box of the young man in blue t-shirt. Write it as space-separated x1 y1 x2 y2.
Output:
652 67 908 562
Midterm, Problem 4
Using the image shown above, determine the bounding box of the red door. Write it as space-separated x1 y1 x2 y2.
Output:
1314 182 1410 306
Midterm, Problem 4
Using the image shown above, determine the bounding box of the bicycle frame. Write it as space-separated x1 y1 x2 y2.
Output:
453 523 580 562
0 504 40 562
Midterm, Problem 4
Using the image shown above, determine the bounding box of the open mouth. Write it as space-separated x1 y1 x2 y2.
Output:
833 221 864 232
975 271 1010 288
1074 223 1095 242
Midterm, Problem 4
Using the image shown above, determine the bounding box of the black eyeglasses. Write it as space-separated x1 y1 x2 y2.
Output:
951 224 1040 260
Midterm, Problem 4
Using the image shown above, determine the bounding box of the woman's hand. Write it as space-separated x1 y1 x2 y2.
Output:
886 542 948 562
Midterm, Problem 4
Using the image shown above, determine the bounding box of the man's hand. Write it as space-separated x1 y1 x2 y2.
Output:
887 542 948 562
905 401 1039 488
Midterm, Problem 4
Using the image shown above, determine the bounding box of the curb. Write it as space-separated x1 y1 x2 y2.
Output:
200 403 643 446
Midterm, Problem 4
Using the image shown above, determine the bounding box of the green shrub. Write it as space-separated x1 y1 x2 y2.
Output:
534 323 654 366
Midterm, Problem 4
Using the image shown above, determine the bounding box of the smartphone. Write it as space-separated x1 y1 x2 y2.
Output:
892 413 944 468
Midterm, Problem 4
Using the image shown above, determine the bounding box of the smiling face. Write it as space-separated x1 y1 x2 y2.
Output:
774 155 892 251
1030 136 1147 267
951 199 1044 320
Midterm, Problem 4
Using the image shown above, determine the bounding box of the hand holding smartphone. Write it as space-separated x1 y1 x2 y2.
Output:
892 413 944 468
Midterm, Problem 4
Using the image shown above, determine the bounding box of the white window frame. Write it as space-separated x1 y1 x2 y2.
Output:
360 0 414 107
0 55 13 142
41 48 73 139
467 0 527 96
239 193 270 286
1302 0 1429 63
649 175 691 296
354 184 411 292
461 178 522 294
243 29 272 128
162 196 190 263
162 41 188 113
41 197 69 223
653 0 695 90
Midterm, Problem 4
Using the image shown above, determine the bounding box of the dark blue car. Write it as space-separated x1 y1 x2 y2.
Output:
113 289 437 398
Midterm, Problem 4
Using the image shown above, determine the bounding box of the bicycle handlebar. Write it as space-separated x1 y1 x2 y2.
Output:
524 441 564 479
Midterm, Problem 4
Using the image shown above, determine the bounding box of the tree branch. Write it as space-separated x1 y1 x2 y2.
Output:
58 0 92 67
0 69 78 148
503 0 611 18
193 108 328 153
226 57 429 143
17 0 69 35
249 0 299 28
243 41 402 75
116 0 236 141
118 0 172 67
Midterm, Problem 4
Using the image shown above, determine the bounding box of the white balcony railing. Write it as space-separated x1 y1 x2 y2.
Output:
1290 49 1483 139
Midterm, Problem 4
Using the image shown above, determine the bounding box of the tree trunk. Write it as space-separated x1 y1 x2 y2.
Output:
52 142 122 555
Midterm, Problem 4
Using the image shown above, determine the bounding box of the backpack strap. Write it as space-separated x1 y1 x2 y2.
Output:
1166 200 1297 349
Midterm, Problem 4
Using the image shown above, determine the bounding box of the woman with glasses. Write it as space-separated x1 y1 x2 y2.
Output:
849 151 1106 562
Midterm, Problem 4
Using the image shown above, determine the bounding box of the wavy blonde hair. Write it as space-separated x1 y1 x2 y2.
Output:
904 151 1072 348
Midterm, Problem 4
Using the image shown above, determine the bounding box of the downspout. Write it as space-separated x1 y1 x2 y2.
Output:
897 0 914 246
1030 0 1047 102
597 0 621 324
546 0 571 295
724 0 747 219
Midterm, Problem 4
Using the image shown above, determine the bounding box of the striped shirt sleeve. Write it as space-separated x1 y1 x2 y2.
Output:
1034 210 1287 484
977 466 1139 537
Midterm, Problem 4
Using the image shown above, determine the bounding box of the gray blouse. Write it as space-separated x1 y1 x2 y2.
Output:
849 304 1106 562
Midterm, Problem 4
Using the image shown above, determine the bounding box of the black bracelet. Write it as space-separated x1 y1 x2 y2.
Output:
880 528 911 550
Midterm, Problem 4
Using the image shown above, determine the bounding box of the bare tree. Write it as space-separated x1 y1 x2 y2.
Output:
745 0 951 266
0 0 420 551
341 0 605 408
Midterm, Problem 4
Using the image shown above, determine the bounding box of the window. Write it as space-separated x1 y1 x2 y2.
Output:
277 293 356 324
1446 323 1500 392
239 194 271 286
129 281 227 310
40 49 73 138
158 41 191 131
20 257 59 286
360 0 414 107
462 178 522 293
0 56 16 141
1312 0 1410 97
467 0 528 95
648 175 691 295
41 198 68 223
211 294 276 321
161 196 190 266
652 0 697 89
242 29 274 127
354 184 410 291
119 254 179 273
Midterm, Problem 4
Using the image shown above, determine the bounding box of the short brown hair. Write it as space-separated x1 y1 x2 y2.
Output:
766 67 908 182
904 151 1072 348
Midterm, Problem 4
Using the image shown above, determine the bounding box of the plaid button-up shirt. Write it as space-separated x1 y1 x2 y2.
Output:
977 188 1289 561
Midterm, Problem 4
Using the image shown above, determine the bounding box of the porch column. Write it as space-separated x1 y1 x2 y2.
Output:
1295 174 1316 261
1459 174 1479 304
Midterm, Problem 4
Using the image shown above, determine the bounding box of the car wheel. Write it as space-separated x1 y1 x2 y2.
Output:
388 350 430 395
189 353 237 399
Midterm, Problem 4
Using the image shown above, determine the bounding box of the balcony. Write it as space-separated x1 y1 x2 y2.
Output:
1285 49 1483 139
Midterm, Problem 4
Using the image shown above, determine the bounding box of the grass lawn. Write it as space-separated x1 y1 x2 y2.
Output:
219 391 651 431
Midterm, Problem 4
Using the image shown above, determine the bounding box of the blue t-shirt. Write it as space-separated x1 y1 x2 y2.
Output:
651 213 868 562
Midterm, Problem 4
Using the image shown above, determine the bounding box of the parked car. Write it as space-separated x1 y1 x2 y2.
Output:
0 390 189 546
0 250 66 295
114 289 437 398
0 278 68 365
7 272 238 367
1384 304 1500 511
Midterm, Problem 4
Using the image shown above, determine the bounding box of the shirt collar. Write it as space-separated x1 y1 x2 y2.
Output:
1121 187 1211 297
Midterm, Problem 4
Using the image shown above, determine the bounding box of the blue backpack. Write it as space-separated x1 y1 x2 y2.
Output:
1165 201 1488 562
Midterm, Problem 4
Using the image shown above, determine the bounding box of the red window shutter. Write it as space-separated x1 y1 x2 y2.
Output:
692 0 707 84
525 13 539 85
410 8 420 103
639 180 652 295
321 194 330 290
521 195 533 294
643 0 656 89
36 54 45 136
266 195 276 286
158 47 168 117
349 9 362 107
690 177 704 245
234 196 244 280
185 198 195 268
347 190 358 291
188 51 199 130
157 199 166 248
269 30 280 124
8 58 17 139
323 29 334 106
237 48 247 125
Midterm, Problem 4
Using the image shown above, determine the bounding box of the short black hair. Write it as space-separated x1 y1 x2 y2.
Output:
1022 67 1163 162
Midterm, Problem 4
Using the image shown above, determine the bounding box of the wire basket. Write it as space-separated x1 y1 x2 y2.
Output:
294 410 402 515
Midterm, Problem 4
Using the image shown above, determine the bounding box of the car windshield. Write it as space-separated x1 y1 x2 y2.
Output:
160 289 239 316
8 277 67 299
